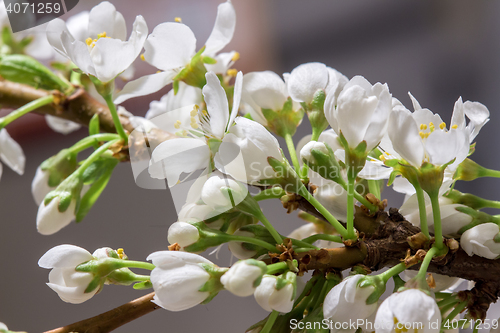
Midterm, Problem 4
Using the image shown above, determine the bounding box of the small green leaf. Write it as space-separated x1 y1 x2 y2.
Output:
89 114 100 137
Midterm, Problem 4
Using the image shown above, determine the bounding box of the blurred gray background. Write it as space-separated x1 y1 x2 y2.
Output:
1 0 500 332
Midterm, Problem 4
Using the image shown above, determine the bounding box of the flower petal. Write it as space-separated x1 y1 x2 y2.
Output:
88 1 126 40
228 71 243 130
203 71 229 139
60 32 96 76
38 244 93 269
242 71 288 110
204 0 236 56
91 15 148 82
144 22 195 71
0 129 25 175
113 70 176 104
149 138 210 185
388 109 425 167
45 115 81 135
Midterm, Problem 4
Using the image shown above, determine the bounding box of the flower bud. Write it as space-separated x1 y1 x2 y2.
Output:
147 251 225 311
228 225 276 259
254 272 296 313
168 222 200 249
201 175 248 211
460 223 500 259
300 141 329 164
220 259 267 297
38 244 99 304
36 196 77 235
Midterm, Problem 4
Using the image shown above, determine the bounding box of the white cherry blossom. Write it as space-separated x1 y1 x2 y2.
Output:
0 128 25 181
461 223 500 259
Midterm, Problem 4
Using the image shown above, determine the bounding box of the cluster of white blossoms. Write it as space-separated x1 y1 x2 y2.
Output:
2 0 500 332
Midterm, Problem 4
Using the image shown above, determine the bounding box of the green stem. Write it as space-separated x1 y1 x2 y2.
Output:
284 132 301 172
102 94 128 142
255 212 284 245
429 193 445 250
293 275 320 307
231 235 278 253
253 188 286 201
353 190 378 213
482 168 500 178
441 301 467 331
437 295 459 309
435 292 453 300
68 133 121 154
367 180 381 200
289 238 320 250
76 139 120 176
266 261 289 275
415 246 440 282
414 185 430 239
311 128 321 142
298 186 349 239
346 174 356 240
0 95 54 128
302 234 342 244
472 319 480 333
261 310 279 333
379 262 408 284
132 274 151 282
117 260 156 271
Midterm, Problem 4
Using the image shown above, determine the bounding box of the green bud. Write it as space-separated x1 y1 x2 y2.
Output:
454 158 500 181
0 54 70 91
40 149 78 188
266 155 304 193
198 264 228 304
307 89 329 140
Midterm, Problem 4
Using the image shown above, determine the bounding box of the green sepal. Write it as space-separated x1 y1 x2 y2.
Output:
244 113 254 120
80 158 117 184
174 46 207 89
133 280 153 290
84 275 103 294
89 113 100 138
106 268 143 286
306 143 346 187
198 264 227 305
444 189 499 210
455 206 500 234
173 79 180 95
417 162 447 197
41 148 78 187
261 97 304 137
308 89 329 140
454 158 496 181
266 154 304 194
358 275 386 305
0 54 70 91
226 213 257 235
183 221 232 253
44 173 83 213
202 56 217 64
275 271 297 301
76 158 118 222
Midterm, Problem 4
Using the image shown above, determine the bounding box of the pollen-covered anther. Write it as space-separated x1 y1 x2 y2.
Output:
451 124 458 129
231 52 240 62
117 248 124 259
85 37 93 46
429 122 435 132
439 122 446 130
419 123 427 130
419 131 425 139
174 120 182 129
227 69 237 77
174 17 182 23
379 154 386 161
140 54 145 61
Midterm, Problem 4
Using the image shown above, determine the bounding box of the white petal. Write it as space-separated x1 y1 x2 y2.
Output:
65 11 90 42
144 22 195 71
145 83 202 119
148 138 210 185
91 15 148 82
0 129 25 175
464 100 490 141
61 32 96 76
204 0 236 56
228 71 243 130
168 222 200 248
88 1 126 40
288 62 328 104
36 199 76 235
38 244 92 268
408 92 422 111
147 250 213 267
450 97 466 130
203 71 229 139
113 70 176 104
45 115 82 135
242 71 288 110
32 167 54 206
388 110 425 167
46 18 71 57
426 130 461 166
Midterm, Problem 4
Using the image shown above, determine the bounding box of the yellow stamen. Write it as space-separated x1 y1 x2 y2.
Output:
174 120 181 129
452 124 458 129
385 151 390 155
190 109 197 117
156 70 162 74
419 131 425 139
117 248 124 259
202 110 208 116
97 31 107 38
191 123 199 129
227 69 238 77
231 52 240 62
439 122 446 130
379 155 386 161
420 123 427 130
85 37 93 46
140 54 146 61
175 17 182 23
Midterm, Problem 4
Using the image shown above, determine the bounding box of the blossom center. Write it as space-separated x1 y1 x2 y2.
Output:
85 31 110 49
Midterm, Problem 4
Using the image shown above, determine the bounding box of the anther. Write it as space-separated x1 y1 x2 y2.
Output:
231 52 240 62
439 122 446 130
175 17 182 23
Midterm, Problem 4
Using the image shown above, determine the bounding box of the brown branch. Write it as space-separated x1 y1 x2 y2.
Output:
44 292 159 333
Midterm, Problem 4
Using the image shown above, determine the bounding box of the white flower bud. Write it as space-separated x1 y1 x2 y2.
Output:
314 182 349 222
220 260 266 297
36 198 76 235
288 223 318 240
31 166 55 205
461 223 500 259
168 222 200 248
254 275 294 313
323 275 377 331
0 322 8 332
300 141 329 165
147 251 214 311
201 175 247 211
374 289 440 333
38 244 98 304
